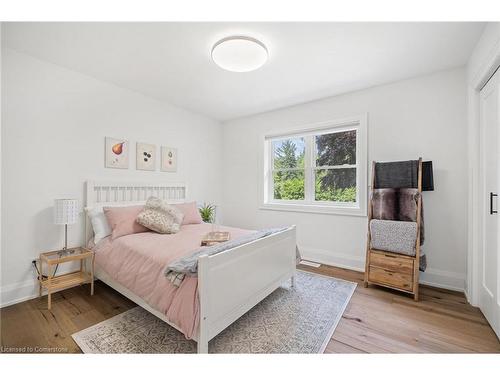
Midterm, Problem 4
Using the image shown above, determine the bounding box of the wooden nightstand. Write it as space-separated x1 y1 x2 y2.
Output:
38 247 94 309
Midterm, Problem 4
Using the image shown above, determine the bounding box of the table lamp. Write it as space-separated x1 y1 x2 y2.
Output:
54 199 78 250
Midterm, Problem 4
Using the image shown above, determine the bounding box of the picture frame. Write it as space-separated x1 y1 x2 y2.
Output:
161 147 177 172
105 137 129 169
136 142 156 171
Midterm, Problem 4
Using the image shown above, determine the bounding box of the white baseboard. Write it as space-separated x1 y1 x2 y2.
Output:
0 277 83 308
419 268 466 292
0 279 40 308
1 263 84 308
1 247 466 308
300 246 466 293
300 247 365 272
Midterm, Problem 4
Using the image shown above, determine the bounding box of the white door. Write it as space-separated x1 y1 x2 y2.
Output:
479 68 500 338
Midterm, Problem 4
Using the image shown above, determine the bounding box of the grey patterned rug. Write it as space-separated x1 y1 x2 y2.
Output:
72 271 356 353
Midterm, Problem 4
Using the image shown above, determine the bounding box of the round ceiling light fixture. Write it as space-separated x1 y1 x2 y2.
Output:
211 36 268 72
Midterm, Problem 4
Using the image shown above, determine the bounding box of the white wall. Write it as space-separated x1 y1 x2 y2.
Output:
0 25 3 308
0 45 472 308
0 48 223 306
222 68 468 291
467 23 500 81
465 23 500 305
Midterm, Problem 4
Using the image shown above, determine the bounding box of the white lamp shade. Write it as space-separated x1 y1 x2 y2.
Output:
54 199 78 225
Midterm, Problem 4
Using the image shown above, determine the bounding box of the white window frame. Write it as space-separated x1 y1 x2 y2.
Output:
260 114 368 216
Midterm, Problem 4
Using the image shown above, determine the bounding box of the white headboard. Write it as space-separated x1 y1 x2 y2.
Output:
85 180 187 244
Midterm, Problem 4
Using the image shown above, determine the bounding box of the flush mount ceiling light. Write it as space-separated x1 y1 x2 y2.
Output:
211 36 268 72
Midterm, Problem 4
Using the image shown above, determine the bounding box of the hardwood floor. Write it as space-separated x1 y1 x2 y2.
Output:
0 282 135 353
1 265 499 353
306 265 500 353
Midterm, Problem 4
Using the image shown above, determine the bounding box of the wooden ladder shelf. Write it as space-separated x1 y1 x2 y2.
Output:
364 158 423 301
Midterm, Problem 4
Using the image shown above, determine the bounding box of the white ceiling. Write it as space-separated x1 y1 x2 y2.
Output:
2 22 485 121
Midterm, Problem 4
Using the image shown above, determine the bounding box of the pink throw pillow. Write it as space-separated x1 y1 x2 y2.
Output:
103 205 149 240
173 202 203 225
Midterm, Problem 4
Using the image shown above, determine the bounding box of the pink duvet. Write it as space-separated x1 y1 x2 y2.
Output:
94 223 254 339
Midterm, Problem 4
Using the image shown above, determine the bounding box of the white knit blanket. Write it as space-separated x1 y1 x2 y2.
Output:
370 219 418 256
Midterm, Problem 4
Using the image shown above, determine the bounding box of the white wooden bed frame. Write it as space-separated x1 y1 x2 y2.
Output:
85 181 297 353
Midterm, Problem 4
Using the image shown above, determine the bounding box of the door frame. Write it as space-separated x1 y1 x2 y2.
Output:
467 41 500 306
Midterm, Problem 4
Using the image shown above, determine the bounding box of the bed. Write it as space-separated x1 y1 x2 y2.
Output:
85 181 297 353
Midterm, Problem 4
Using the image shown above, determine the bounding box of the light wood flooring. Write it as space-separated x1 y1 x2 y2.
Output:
1 264 499 353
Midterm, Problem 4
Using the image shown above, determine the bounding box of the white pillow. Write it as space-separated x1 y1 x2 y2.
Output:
85 206 112 243
85 201 145 243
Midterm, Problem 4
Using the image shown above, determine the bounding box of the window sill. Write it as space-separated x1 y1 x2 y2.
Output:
259 202 367 217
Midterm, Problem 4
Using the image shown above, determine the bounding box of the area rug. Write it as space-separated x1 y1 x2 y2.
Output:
72 271 356 353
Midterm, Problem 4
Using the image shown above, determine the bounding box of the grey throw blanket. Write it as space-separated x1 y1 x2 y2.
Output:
374 160 419 189
165 227 292 287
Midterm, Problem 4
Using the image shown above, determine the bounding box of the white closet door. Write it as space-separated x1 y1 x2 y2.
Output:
479 68 500 338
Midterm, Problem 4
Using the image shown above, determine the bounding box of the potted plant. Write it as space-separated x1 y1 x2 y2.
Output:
199 203 216 223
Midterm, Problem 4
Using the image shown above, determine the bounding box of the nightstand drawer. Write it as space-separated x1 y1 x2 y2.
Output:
369 250 414 274
368 266 413 291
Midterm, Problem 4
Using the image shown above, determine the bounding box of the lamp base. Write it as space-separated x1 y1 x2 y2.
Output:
63 223 68 250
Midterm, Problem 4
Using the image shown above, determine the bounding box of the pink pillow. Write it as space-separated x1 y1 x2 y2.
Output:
173 202 203 225
103 205 149 240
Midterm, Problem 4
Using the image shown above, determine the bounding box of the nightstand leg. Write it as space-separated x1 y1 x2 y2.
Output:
90 254 95 296
39 258 43 298
47 264 52 310
81 259 86 286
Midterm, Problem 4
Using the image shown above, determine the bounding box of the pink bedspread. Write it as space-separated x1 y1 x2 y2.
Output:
94 223 254 339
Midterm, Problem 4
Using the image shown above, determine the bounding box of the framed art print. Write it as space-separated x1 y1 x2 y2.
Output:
136 142 156 171
105 137 129 169
161 147 177 172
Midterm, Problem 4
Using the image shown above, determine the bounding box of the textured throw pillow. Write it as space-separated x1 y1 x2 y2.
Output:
136 197 184 234
103 205 149 240
173 201 203 225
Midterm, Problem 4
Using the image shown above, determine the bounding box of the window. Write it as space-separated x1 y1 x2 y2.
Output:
262 115 367 216
272 137 306 201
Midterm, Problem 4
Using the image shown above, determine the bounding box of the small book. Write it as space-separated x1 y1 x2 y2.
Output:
201 231 230 246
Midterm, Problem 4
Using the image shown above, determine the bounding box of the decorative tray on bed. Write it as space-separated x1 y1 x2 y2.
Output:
201 231 230 246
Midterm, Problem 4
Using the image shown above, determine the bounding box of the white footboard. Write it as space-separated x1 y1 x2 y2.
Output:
197 225 297 353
